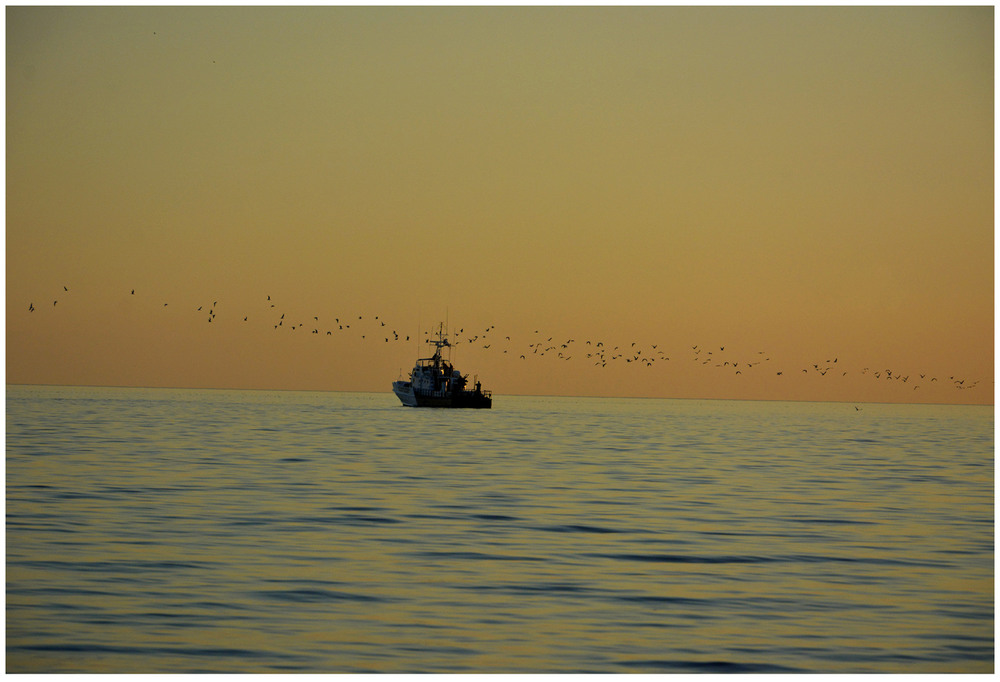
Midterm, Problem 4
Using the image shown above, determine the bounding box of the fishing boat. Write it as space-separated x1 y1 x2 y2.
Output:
392 323 492 408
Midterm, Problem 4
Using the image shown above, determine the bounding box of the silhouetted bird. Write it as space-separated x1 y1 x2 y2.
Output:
28 303 34 312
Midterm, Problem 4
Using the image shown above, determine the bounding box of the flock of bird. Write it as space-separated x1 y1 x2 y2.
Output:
24 285 985 396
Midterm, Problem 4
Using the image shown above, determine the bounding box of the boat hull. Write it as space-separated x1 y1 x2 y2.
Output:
392 381 420 407
392 381 492 409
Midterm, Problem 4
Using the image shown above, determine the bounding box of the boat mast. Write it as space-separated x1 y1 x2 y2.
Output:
426 321 455 365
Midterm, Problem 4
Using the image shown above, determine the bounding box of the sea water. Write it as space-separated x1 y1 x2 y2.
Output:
6 386 993 673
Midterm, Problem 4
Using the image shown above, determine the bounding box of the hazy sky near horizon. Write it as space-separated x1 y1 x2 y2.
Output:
7 6 994 403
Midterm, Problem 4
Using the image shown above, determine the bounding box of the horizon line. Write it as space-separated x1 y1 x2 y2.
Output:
6 381 993 408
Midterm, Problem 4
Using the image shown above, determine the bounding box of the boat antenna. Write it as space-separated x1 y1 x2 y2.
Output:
446 318 454 363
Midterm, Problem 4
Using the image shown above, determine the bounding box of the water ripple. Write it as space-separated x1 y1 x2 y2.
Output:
6 388 992 673
257 588 390 604
618 659 808 673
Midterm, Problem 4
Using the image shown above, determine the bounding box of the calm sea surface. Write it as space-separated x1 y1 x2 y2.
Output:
6 386 993 673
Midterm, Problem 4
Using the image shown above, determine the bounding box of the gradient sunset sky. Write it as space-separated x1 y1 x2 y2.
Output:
7 6 993 404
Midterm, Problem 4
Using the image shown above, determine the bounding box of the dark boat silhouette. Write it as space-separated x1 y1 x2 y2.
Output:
392 323 492 408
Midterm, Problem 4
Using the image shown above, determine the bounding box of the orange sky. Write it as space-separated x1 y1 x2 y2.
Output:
6 6 994 404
